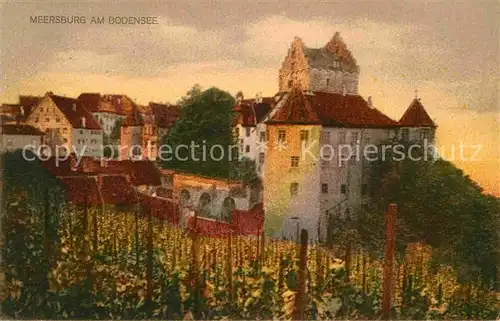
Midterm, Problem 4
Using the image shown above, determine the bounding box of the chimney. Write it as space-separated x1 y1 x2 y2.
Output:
20 106 25 116
72 103 77 112
81 117 86 128
367 96 373 108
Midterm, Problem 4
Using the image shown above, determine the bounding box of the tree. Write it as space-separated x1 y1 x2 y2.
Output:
177 84 203 106
163 87 237 179
363 139 499 287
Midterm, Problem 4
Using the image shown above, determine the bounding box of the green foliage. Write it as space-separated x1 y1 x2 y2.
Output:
1 150 66 318
163 86 237 179
365 139 500 287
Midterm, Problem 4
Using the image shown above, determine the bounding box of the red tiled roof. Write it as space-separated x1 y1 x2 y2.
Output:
98 174 138 205
268 86 321 124
148 103 180 128
59 176 102 206
50 94 102 130
1 123 43 136
41 155 104 177
399 98 436 127
123 105 144 127
105 160 161 186
267 90 399 128
19 95 42 117
77 93 137 115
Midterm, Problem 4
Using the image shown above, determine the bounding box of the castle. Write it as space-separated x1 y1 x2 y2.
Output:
232 32 436 241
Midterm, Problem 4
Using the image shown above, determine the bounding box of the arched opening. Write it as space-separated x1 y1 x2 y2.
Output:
179 189 191 208
221 197 235 222
198 192 211 217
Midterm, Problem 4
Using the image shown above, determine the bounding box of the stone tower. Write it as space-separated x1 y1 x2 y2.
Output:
278 32 360 95
120 105 144 160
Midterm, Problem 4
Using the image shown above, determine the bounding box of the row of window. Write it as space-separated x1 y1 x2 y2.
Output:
289 182 368 197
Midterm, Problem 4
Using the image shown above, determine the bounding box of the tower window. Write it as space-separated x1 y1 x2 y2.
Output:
401 128 409 141
260 131 266 142
245 145 250 153
288 80 293 89
290 156 299 168
278 130 286 143
290 182 298 197
341 184 347 194
300 130 309 142
420 128 430 140
321 183 328 193
326 78 330 86
259 152 265 165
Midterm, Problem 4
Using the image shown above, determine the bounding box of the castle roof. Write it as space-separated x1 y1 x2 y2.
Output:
267 90 398 128
122 105 144 127
49 94 102 130
399 98 436 128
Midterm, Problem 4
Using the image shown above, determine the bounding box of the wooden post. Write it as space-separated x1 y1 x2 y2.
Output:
135 204 140 268
344 242 351 283
292 229 308 321
260 231 265 268
190 210 201 319
92 208 98 252
362 252 367 293
83 189 92 293
227 233 233 301
146 206 153 311
382 203 397 320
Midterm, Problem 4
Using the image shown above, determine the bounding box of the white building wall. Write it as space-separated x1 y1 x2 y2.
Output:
93 112 124 136
237 124 257 160
0 134 42 154
72 128 103 157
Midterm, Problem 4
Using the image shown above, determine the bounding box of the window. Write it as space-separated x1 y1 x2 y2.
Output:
321 154 330 167
288 80 293 89
63 128 68 134
245 145 250 153
351 132 359 144
420 129 430 141
259 131 266 142
80 130 84 135
321 183 328 193
341 184 347 194
63 138 68 143
401 128 409 141
56 117 61 123
278 130 286 143
362 184 368 196
239 139 243 152
45 118 50 123
6 139 13 150
290 156 299 167
339 132 346 143
326 78 330 86
40 107 44 112
321 132 330 144
245 127 251 137
290 183 299 197
35 117 39 123
259 152 265 165
300 130 309 142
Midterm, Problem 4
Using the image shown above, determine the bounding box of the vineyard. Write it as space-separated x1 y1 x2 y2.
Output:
2 191 499 320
